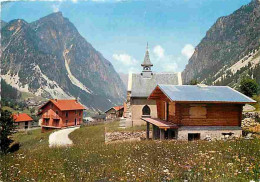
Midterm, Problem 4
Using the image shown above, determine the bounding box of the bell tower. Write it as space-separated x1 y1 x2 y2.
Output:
141 43 153 78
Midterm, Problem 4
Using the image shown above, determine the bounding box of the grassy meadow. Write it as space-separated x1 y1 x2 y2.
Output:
1 124 260 181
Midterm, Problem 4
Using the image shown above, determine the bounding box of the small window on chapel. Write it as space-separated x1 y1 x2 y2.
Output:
189 105 207 119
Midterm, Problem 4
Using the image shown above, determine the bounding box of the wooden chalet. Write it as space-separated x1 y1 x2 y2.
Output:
38 99 86 132
105 105 124 120
143 84 256 141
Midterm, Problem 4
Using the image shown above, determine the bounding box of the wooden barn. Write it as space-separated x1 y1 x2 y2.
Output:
38 99 86 132
143 84 256 141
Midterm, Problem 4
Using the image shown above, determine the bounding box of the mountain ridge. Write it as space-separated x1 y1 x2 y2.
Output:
182 0 260 87
1 12 126 111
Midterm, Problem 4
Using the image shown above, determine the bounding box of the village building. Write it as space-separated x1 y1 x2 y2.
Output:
143 84 256 141
38 99 85 132
13 113 34 130
105 105 124 120
84 117 94 123
124 44 182 126
92 113 106 123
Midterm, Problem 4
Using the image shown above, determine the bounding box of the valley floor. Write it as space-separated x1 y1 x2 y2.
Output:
0 123 260 181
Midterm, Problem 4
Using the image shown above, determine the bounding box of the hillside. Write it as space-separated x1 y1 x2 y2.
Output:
182 0 260 88
1 12 126 111
1 124 260 181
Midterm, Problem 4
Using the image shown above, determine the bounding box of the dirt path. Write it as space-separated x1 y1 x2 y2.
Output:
49 127 79 147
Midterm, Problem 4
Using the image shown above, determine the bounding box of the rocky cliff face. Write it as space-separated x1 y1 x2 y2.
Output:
182 0 260 87
1 12 126 111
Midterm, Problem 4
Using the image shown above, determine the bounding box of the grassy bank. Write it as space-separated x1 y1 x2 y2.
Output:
252 95 260 111
1 124 260 181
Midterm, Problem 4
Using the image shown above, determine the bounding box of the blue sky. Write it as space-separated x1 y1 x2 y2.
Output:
2 0 251 74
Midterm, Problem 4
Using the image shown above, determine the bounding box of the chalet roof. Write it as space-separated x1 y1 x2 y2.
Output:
131 73 180 98
105 105 123 113
39 99 86 111
149 84 256 104
13 113 33 122
142 118 178 129
113 106 124 111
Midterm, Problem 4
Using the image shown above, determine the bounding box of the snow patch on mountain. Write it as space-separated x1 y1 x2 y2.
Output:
63 47 92 94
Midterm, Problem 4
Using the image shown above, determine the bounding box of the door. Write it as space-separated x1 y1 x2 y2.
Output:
25 121 28 129
75 118 77 125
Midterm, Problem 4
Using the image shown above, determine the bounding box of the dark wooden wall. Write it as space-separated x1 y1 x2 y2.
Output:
156 101 243 126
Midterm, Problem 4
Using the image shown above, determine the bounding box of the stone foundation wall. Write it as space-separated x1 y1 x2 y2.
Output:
177 126 242 141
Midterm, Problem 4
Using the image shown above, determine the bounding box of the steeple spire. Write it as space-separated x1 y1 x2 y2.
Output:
141 42 153 71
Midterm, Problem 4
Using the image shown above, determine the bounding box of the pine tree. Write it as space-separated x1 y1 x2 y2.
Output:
0 109 16 154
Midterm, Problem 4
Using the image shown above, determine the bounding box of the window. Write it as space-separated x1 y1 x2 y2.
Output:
66 112 68 117
78 111 81 116
142 105 151 116
164 102 168 120
75 110 77 115
188 133 200 141
189 105 207 119
66 120 68 126
56 111 59 115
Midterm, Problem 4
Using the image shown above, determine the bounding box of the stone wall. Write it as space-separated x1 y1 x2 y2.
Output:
16 121 33 131
177 126 242 141
242 112 260 128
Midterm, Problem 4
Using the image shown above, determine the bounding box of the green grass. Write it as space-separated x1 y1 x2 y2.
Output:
252 95 260 111
20 92 45 102
2 106 31 115
1 124 260 181
105 120 146 132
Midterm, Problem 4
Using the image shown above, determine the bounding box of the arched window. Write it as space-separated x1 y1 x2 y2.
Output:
142 105 151 116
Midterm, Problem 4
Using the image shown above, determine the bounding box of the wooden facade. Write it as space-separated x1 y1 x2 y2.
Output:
156 100 243 127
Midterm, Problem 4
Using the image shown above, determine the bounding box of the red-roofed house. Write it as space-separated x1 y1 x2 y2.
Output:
105 105 124 120
38 99 86 132
13 113 34 130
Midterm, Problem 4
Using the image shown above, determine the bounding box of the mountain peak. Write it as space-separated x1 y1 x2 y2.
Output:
36 11 65 24
46 12 63 18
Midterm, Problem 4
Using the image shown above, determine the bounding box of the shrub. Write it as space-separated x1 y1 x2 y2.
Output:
240 77 258 97
189 79 199 85
8 142 20 153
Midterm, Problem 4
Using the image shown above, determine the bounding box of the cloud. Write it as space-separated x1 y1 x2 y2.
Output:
51 4 60 12
153 45 165 59
181 44 195 59
72 0 78 3
113 53 138 66
162 62 178 72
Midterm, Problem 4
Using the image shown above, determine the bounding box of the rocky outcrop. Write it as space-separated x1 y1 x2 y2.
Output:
242 112 260 128
182 0 260 86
